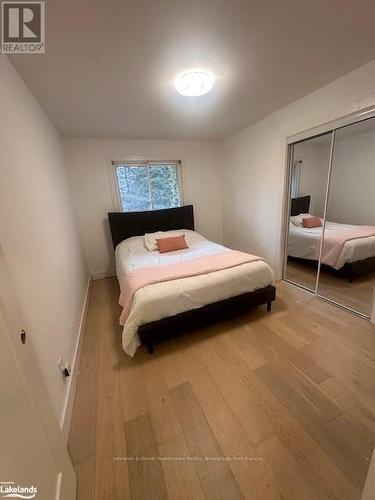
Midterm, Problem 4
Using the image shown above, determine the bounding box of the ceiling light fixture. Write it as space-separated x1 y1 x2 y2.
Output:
175 70 214 97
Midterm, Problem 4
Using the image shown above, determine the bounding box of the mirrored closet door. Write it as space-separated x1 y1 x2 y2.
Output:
284 131 333 292
317 118 375 316
283 111 375 319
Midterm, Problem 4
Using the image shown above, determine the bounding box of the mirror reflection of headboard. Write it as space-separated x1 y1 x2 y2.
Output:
291 195 311 216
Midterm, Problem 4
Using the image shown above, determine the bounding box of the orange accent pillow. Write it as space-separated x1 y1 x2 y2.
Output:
157 234 188 253
302 216 322 228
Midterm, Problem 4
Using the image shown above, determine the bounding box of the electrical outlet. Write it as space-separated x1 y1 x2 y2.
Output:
58 357 71 379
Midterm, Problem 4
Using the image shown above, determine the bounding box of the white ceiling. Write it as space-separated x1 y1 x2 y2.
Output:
10 0 375 141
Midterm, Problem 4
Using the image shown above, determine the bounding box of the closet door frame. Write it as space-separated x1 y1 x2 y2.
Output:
282 104 375 320
314 130 335 295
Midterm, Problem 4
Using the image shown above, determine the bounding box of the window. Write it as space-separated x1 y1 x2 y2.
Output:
111 161 182 212
291 160 302 198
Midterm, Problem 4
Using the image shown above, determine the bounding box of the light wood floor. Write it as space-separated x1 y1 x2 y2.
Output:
68 277 375 500
286 259 375 316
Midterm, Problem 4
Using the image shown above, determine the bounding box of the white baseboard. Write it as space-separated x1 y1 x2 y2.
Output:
92 269 116 280
361 449 375 500
60 276 92 442
54 472 62 500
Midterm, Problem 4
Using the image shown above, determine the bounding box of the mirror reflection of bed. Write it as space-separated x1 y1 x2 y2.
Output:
285 119 375 317
287 256 375 317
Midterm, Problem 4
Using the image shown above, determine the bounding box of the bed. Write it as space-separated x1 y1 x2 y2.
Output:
288 196 375 281
108 205 275 355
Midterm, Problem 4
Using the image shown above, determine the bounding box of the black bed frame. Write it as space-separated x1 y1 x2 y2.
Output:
290 196 375 282
108 205 276 354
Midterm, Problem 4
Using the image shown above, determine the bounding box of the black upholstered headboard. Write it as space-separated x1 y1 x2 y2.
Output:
290 196 311 216
108 205 195 249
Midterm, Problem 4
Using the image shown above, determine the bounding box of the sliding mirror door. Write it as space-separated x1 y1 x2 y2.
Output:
284 132 333 291
317 118 375 316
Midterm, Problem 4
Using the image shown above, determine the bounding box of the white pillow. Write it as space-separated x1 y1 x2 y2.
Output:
144 230 182 251
290 213 312 226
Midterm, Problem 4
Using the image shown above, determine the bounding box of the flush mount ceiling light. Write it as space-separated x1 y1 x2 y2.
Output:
175 70 214 97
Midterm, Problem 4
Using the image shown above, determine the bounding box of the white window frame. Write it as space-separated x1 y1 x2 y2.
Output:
107 159 184 212
290 160 302 198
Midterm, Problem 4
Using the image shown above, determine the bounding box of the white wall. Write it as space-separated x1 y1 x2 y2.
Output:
0 56 89 422
328 127 375 226
294 141 331 217
220 59 375 277
64 138 223 278
292 127 375 226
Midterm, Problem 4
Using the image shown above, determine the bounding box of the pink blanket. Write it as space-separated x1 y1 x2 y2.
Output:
119 250 263 325
320 225 375 269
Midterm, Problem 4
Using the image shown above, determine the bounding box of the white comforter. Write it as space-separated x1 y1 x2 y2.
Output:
288 222 375 269
115 230 274 356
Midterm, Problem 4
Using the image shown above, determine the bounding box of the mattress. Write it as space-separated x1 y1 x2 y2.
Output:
115 230 274 356
288 221 375 269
